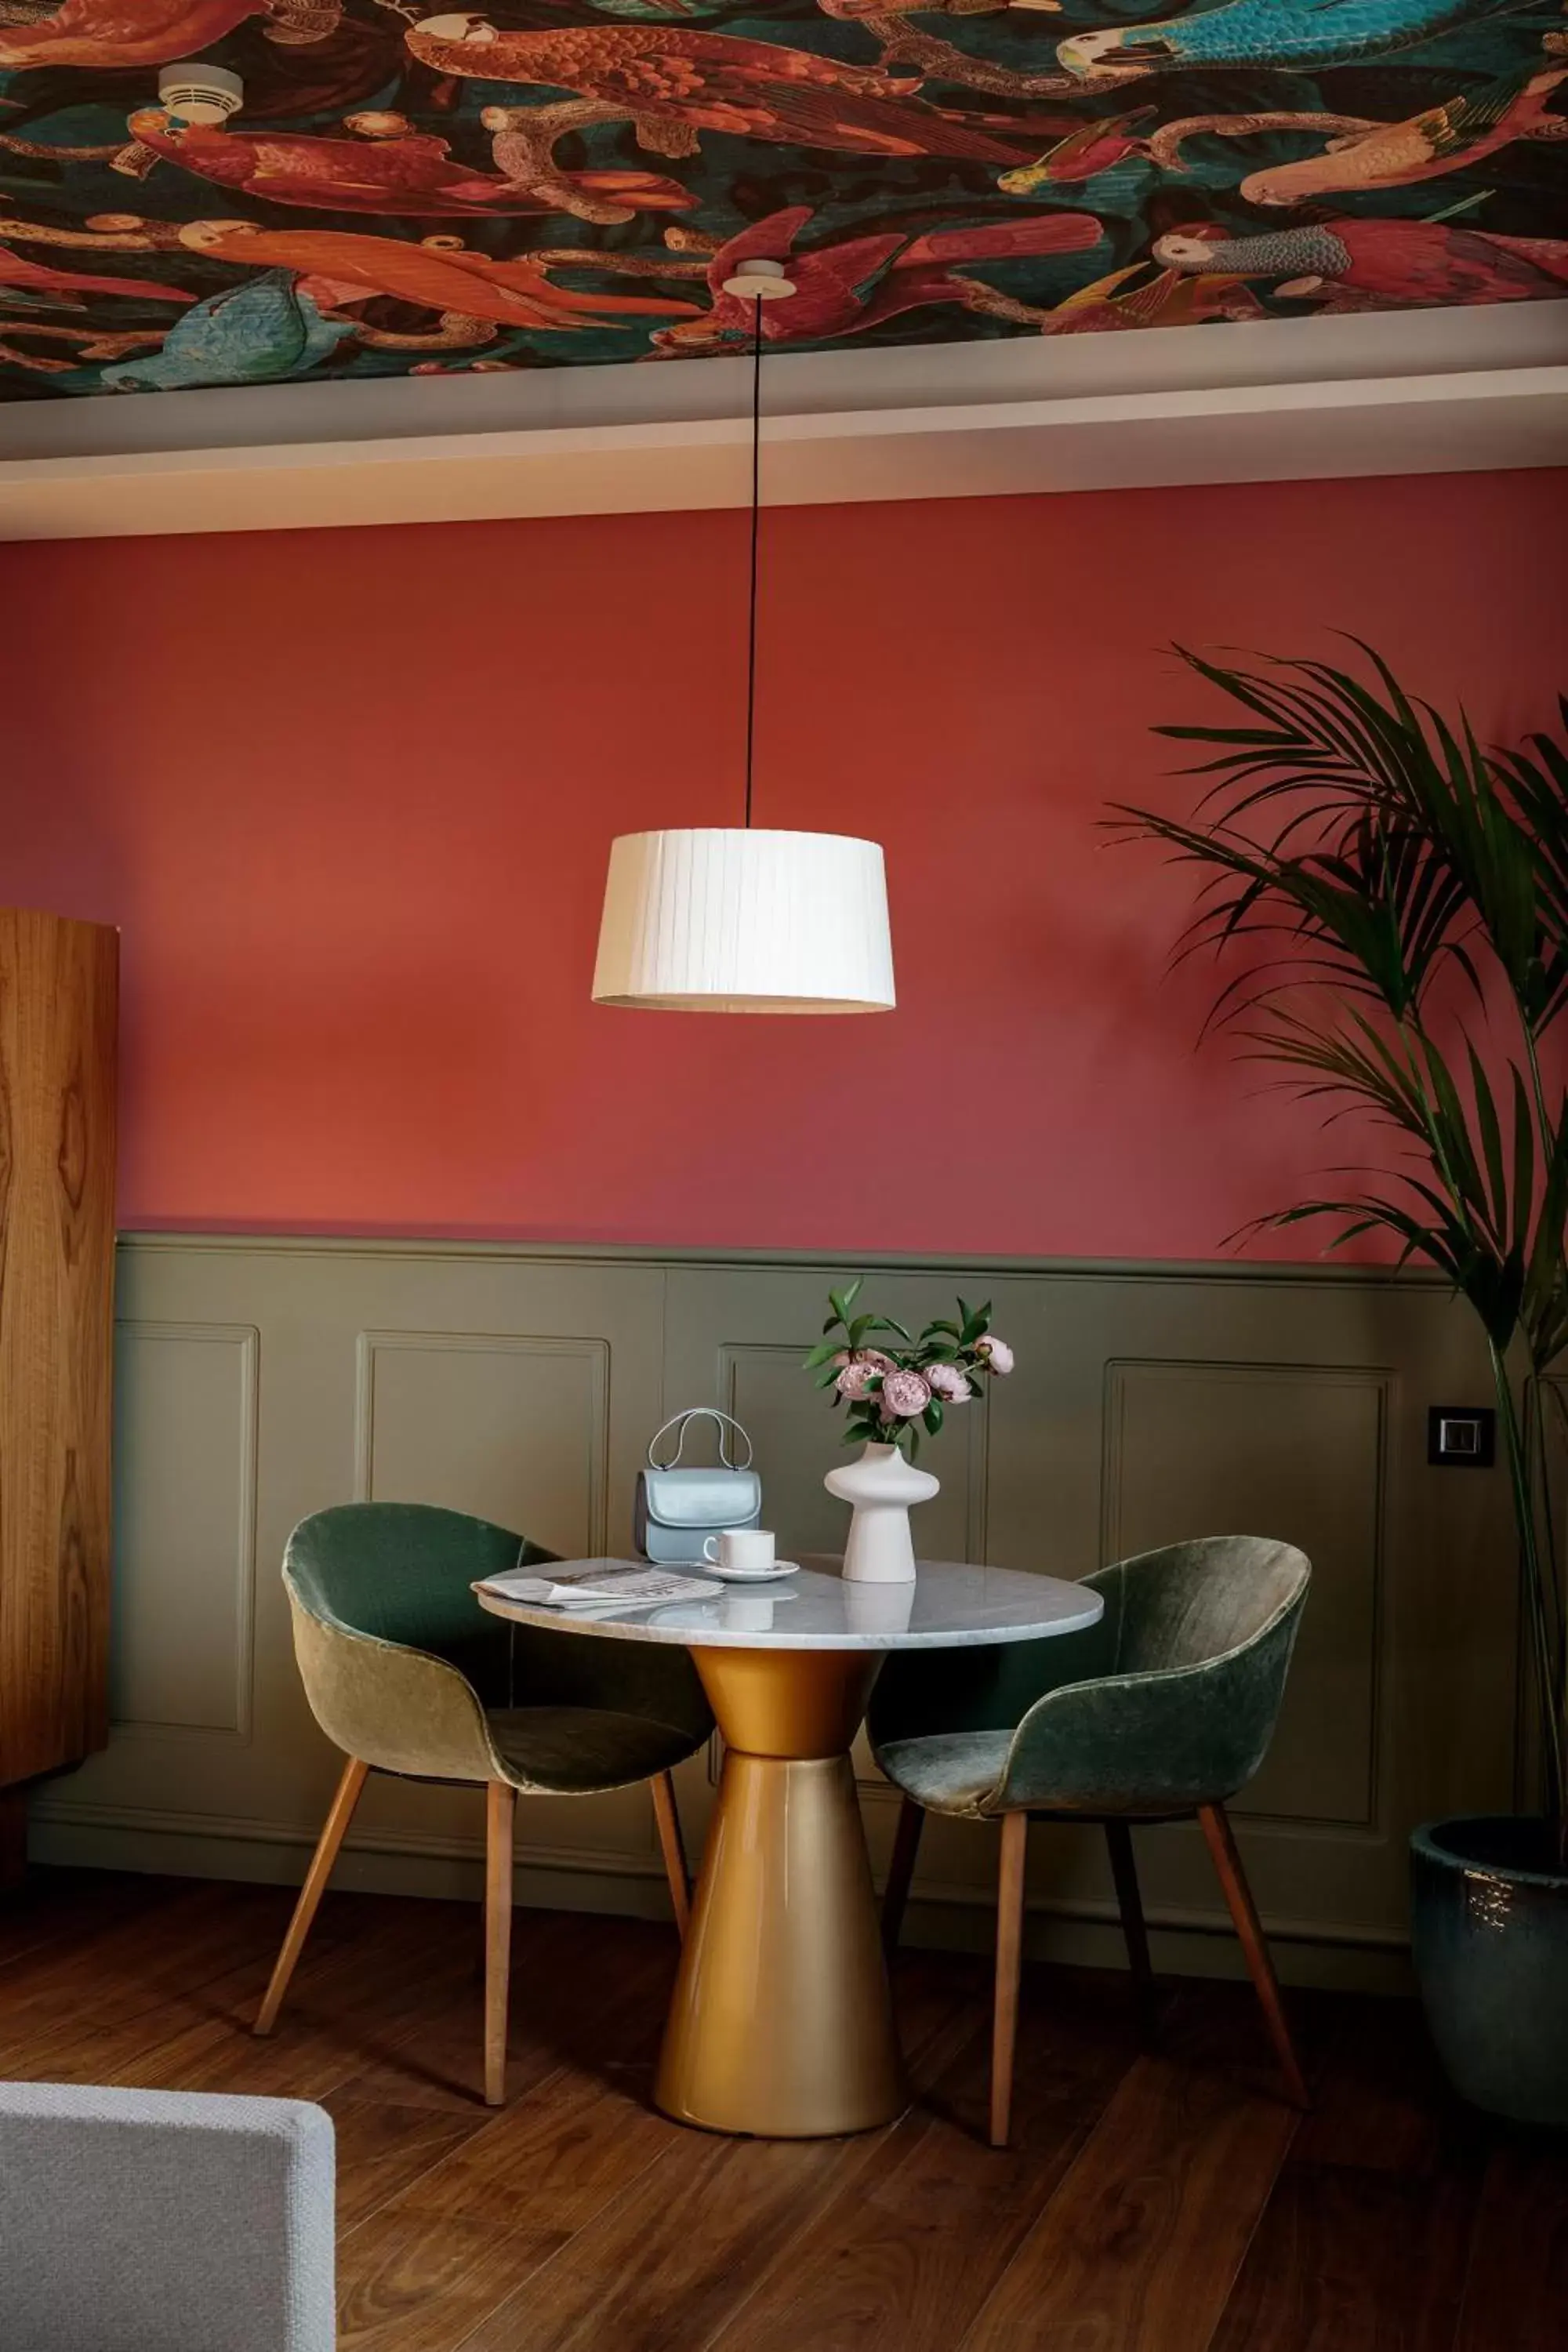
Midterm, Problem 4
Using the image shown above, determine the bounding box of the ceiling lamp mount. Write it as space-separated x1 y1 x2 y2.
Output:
592 263 897 1018
157 62 245 125
717 256 797 303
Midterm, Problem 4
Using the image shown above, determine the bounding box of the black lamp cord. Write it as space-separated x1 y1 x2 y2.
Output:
743 292 762 830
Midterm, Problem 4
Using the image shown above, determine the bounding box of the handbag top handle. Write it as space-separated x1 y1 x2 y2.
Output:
648 1408 754 1473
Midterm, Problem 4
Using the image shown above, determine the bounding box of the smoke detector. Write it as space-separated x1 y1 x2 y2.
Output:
718 256 796 301
157 63 244 125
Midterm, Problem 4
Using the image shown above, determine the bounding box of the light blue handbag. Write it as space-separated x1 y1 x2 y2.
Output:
634 1409 761 1565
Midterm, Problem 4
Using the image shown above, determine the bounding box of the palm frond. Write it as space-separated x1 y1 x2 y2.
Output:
1124 642 1568 1842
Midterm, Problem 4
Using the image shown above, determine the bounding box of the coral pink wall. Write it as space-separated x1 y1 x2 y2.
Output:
2 468 1563 1260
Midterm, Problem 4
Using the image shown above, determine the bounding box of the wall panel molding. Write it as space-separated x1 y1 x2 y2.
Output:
107 1318 259 1746
23 1232 1519 1994
354 1327 611 1556
1102 1357 1391 1833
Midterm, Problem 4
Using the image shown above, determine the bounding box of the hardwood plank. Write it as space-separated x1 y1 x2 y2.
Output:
956 2053 1300 2352
1290 1996 1469 2178
458 1949 985 2352
336 2067 677 2352
700 1967 1141 2352
1 1883 444 2095
111 1894 480 2102
2 1876 1565 2352
1454 2140 1568 2352
1210 2159 1481 2352
330 1907 677 2113
0 1866 179 1973
341 2209 568 2352
1156 1973 1335 2111
0 1788 27 1889
475 2129 878 2352
0 1883 300 2077
325 2096 495 2237
330 1905 702 2352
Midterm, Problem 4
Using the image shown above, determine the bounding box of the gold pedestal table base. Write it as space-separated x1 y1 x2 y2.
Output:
474 1555 1105 2143
654 1650 901 2138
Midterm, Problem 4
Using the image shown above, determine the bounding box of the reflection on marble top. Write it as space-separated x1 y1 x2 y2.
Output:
474 1555 1103 1652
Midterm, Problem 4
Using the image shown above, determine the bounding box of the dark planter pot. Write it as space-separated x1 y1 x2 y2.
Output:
1410 1816 1568 2128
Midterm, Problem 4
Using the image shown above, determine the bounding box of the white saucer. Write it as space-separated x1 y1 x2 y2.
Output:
696 1560 801 1584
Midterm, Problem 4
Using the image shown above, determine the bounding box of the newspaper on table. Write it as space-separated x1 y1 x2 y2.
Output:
474 1558 717 1611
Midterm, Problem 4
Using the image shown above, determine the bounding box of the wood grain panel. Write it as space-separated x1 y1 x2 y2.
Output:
0 909 116 1787
705 1976 1138 2352
1104 1361 1388 1828
110 1323 257 1737
957 2053 1300 2352
1210 2159 1479 2351
1453 2140 1568 2352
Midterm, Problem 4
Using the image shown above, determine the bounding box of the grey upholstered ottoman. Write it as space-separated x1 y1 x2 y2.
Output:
0 2081 335 2351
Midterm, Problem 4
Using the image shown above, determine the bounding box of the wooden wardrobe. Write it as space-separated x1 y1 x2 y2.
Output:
0 910 118 1885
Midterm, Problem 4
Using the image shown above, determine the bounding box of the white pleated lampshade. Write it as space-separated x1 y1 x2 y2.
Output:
592 828 895 1014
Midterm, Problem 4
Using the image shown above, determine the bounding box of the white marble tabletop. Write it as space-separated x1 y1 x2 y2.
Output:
474 1554 1103 1652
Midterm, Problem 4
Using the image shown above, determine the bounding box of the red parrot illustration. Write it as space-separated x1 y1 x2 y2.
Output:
177 220 702 329
0 243 193 306
1154 217 1568 307
0 0 321 71
652 203 1103 351
405 16 1061 162
125 109 693 222
996 106 1157 188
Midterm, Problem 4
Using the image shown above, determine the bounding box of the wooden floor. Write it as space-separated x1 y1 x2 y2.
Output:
2 1870 1564 2351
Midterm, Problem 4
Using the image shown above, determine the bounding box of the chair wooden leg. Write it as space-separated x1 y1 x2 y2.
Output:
990 1810 1028 2149
1197 1802 1310 2110
651 1770 691 1939
254 1755 368 2036
485 1780 516 2108
1105 1820 1157 2044
882 1796 924 1958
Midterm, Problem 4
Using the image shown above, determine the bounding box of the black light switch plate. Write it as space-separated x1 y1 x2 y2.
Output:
1428 1406 1496 1468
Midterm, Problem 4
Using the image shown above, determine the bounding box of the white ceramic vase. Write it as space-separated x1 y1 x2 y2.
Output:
824 1440 938 1584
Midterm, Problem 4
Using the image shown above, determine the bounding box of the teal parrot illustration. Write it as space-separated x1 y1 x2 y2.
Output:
102 271 357 392
1056 0 1531 79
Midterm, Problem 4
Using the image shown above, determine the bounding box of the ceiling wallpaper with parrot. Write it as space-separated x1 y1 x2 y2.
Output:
0 0 1563 397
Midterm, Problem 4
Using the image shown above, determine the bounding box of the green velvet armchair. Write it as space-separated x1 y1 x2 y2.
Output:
871 1534 1312 2144
255 1502 713 2105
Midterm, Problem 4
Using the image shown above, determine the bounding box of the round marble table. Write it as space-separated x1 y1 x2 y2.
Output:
477 1556 1102 2140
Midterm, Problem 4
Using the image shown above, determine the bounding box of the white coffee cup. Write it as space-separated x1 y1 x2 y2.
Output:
702 1527 776 1575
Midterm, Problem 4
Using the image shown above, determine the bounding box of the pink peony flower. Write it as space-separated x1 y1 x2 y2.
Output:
976 1337 1014 1376
925 1363 972 1403
880 1368 932 1419
834 1348 895 1400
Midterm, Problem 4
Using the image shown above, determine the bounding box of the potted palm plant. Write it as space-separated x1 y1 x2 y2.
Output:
1118 644 1568 2126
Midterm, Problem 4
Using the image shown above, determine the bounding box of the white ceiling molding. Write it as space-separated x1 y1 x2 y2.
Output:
0 302 1562 541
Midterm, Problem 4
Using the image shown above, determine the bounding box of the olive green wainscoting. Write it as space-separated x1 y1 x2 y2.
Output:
28 1236 1520 1994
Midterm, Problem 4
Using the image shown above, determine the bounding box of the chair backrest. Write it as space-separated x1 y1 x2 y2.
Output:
285 1501 553 1708
284 1505 713 1759
1100 1535 1310 1677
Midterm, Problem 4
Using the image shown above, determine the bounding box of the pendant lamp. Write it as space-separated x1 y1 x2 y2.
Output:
592 260 895 1014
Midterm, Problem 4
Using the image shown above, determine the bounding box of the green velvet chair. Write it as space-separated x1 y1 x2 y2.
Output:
872 1535 1312 2145
254 1502 713 2105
